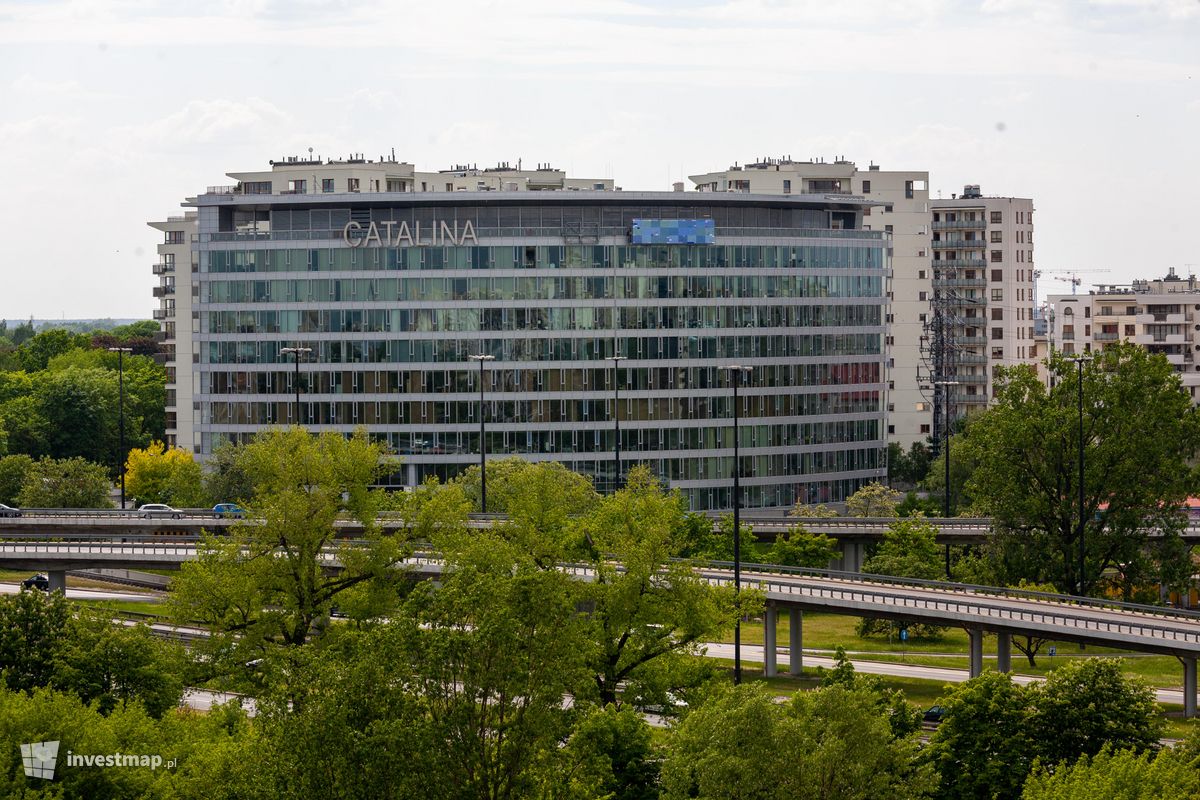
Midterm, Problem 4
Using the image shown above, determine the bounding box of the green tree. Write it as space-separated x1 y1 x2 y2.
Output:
963 345 1200 595
767 523 838 567
16 328 90 372
1028 658 1162 765
0 589 72 693
789 501 840 518
561 705 660 800
34 366 121 465
51 613 185 719
16 456 112 508
921 433 980 516
847 481 904 517
125 440 207 507
202 440 255 504
923 672 1035 800
170 428 422 686
863 515 943 580
574 467 741 707
660 683 932 800
1021 747 1200 800
0 453 32 505
0 395 48 457
889 440 934 487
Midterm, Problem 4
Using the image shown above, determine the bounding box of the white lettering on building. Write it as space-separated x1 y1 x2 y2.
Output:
343 219 478 247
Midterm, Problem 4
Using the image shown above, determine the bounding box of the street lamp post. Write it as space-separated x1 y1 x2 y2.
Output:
107 346 133 510
606 355 627 492
469 354 496 513
933 379 960 579
280 346 312 426
725 364 752 685
1067 356 1087 595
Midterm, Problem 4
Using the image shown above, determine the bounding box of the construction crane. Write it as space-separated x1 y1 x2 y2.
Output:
1034 268 1112 295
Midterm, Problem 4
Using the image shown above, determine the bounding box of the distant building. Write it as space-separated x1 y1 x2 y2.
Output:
150 155 890 510
689 157 931 446
929 186 1036 422
1048 268 1200 399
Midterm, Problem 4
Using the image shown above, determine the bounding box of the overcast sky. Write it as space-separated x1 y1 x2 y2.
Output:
1 0 1197 319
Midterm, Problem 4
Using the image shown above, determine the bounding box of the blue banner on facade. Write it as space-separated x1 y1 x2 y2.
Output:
630 219 715 245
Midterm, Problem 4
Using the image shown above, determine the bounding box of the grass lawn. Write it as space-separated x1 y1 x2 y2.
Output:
74 598 169 617
723 612 1187 689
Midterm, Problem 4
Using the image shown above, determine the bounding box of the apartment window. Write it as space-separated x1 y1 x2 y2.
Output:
164 231 184 244
593 183 605 190
991 289 1003 301
992 327 1004 340
919 291 928 301
445 182 454 192
321 178 334 193
242 181 272 194
783 179 791 194
991 250 1003 263
920 424 931 434
1017 211 1023 223
862 180 871 193
885 225 893 233
916 402 929 412
991 269 1003 282
918 270 926 279
885 205 894 213
991 308 1004 320
347 178 360 192
1126 305 1137 315
990 211 1002 223
992 347 1004 359
1124 324 1136 336
287 179 306 194
919 313 927 323
387 179 406 192
990 230 1002 243
904 180 914 199
888 425 895 435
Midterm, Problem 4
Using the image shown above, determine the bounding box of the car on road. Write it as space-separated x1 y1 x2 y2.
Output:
21 574 50 591
138 503 183 519
923 705 946 725
212 503 246 519
0 503 21 518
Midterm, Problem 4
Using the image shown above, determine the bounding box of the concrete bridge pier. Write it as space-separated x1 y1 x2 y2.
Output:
1183 657 1197 719
996 632 1011 673
764 605 778 677
967 628 984 678
789 608 802 676
47 570 66 592
838 540 866 573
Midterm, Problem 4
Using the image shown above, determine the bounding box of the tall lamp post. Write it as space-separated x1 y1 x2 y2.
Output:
107 346 133 510
725 364 752 684
469 353 496 513
606 355 627 492
1066 356 1087 595
933 379 960 578
280 346 312 426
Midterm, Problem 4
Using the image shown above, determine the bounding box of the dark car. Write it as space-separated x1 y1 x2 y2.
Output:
0 503 21 518
923 705 946 724
212 503 247 519
21 574 50 591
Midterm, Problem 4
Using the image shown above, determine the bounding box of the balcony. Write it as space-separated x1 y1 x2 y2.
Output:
1135 333 1185 346
957 335 988 345
152 308 170 320
936 258 988 268
932 239 986 250
1094 331 1120 341
933 277 987 289
152 262 175 275
152 284 176 298
954 374 990 385
952 352 988 365
932 219 987 231
1136 313 1185 325
945 295 986 307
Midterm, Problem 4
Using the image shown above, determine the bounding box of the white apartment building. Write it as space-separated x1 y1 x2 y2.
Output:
1048 269 1200 399
929 186 1035 418
690 157 932 446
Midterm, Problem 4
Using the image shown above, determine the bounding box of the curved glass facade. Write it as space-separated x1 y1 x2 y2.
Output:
192 192 888 510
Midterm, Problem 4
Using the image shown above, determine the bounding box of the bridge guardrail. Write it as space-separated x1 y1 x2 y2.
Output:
693 559 1200 623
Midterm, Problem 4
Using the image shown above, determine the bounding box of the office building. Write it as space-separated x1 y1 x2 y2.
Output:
150 156 890 510
689 157 931 446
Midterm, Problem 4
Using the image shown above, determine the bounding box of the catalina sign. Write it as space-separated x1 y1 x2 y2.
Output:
343 220 478 247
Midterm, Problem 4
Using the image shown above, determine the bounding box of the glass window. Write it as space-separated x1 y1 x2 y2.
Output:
321 179 334 193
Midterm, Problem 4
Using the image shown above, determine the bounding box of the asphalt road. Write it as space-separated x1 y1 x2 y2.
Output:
0 582 164 603
702 641 1188 706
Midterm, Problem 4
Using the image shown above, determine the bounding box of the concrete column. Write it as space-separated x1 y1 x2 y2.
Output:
967 628 984 678
996 633 1012 673
47 570 67 593
789 608 803 676
764 605 778 678
1184 657 1197 719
